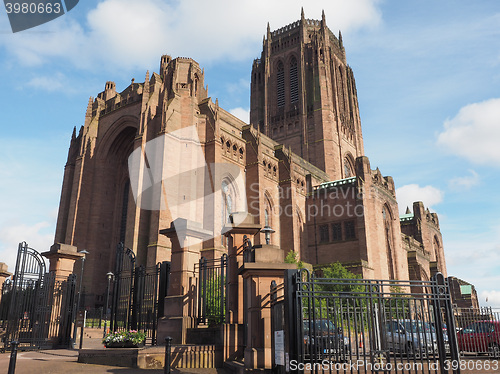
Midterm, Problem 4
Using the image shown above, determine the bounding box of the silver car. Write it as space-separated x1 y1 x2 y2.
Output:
384 320 438 357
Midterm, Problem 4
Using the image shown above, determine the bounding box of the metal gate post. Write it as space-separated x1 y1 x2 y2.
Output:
158 262 171 318
283 269 299 372
220 254 227 324
432 272 460 374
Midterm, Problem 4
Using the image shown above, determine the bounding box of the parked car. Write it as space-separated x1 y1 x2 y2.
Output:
384 320 438 357
303 319 350 360
457 321 500 357
432 322 451 354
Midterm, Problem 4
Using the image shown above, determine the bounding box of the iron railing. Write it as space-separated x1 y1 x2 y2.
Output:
277 269 461 374
196 255 227 326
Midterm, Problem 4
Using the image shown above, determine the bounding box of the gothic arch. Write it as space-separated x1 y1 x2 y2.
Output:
221 174 240 217
295 206 305 255
382 204 396 279
343 153 355 178
433 235 442 269
95 115 139 159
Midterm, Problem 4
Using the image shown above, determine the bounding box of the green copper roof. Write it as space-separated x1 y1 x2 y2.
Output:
400 213 414 222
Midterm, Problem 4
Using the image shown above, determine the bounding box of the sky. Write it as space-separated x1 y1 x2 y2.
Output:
0 0 499 307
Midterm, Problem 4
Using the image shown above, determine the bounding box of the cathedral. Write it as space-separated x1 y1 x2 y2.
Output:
52 10 447 308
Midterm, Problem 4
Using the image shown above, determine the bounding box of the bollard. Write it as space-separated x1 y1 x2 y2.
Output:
8 341 19 374
164 336 172 374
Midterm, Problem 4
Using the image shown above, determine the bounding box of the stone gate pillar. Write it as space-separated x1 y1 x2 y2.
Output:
240 245 296 369
157 218 212 344
222 213 261 361
42 243 84 279
0 263 12 303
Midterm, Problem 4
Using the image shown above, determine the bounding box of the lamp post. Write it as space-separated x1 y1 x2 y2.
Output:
72 249 89 348
103 272 114 338
261 225 275 245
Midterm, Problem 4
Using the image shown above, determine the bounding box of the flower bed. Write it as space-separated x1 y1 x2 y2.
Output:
103 330 146 348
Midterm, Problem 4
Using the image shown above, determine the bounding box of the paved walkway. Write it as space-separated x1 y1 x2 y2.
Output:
0 328 228 374
2 328 498 373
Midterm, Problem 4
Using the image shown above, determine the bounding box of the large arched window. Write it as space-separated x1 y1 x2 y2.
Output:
222 180 233 225
433 236 441 270
277 61 285 108
344 155 354 178
221 179 236 246
383 205 395 279
290 57 299 104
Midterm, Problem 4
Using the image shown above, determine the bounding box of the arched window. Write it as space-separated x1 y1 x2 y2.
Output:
277 61 285 108
264 194 273 244
290 57 299 104
383 205 395 279
433 236 441 269
222 180 233 225
344 156 354 178
194 75 198 96
221 179 237 246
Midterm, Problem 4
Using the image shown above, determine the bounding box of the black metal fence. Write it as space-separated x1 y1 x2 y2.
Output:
1 242 76 350
84 307 103 328
196 255 227 326
274 269 461 374
110 243 170 345
1 279 13 329
454 307 500 357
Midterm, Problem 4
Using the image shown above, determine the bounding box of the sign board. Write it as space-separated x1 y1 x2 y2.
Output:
274 330 285 366
75 311 85 327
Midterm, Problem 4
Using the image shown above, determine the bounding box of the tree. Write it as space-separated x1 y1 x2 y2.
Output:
318 262 364 294
284 250 304 269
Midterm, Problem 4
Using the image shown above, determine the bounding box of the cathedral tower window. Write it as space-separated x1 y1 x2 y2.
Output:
290 57 299 104
277 61 285 108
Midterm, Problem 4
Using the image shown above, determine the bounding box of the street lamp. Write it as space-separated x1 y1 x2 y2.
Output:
103 272 114 338
261 225 275 245
72 249 89 348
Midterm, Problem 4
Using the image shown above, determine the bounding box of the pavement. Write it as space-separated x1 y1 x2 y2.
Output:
2 328 498 373
0 328 229 374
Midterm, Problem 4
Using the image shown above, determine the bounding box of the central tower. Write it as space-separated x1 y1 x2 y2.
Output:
250 10 364 181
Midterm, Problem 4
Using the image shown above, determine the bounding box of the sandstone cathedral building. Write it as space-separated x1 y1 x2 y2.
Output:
52 10 448 308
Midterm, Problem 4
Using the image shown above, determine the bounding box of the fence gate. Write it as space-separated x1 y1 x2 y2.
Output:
110 243 170 345
277 269 461 374
1 242 76 349
196 254 227 326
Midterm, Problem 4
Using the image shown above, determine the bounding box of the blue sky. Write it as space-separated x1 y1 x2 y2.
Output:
0 0 499 306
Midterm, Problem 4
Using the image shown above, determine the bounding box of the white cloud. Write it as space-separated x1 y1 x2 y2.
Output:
227 79 250 95
0 221 53 271
396 184 444 215
448 169 479 190
0 0 382 71
229 107 250 123
24 72 75 93
437 98 500 166
480 290 500 309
